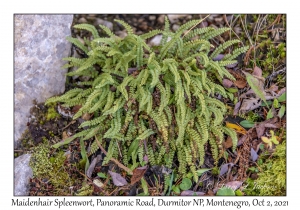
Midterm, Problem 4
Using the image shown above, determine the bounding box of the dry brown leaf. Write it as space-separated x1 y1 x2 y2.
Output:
234 79 247 89
72 105 82 113
82 113 92 121
252 66 262 77
223 136 233 149
62 131 69 140
130 166 148 185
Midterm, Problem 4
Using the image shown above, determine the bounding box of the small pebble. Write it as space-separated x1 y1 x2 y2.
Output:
157 15 165 24
78 17 87 24
149 15 156 21
172 24 180 31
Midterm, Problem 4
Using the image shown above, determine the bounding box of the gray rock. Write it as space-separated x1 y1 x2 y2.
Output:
14 154 33 196
172 24 180 31
149 15 156 21
167 15 190 23
94 18 113 30
78 17 87 23
14 15 73 148
149 35 162 46
157 15 165 24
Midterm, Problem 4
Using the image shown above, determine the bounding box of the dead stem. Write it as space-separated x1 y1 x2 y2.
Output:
95 136 133 175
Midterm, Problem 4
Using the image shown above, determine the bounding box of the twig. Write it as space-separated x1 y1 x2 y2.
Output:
95 136 133 175
223 14 244 47
62 120 76 130
182 15 210 38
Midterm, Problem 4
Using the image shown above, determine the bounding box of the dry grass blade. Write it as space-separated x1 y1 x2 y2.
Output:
182 15 210 38
95 136 133 175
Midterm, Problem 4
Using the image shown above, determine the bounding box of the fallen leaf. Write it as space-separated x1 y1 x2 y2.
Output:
212 54 224 61
223 79 234 88
243 71 267 105
234 79 247 89
225 121 247 135
223 136 233 149
62 131 69 140
131 166 148 185
239 98 262 113
82 113 92 121
250 148 258 161
252 66 262 77
225 181 243 190
237 135 248 146
233 101 241 116
220 163 234 176
226 62 238 69
72 105 82 113
108 171 128 186
86 155 102 178
128 67 138 75
277 88 286 98
181 190 205 196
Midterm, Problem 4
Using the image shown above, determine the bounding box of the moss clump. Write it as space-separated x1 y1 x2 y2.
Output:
30 142 74 195
244 140 286 196
46 102 60 121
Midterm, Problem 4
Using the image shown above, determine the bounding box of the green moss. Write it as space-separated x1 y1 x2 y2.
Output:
46 102 60 121
245 141 286 196
30 142 75 195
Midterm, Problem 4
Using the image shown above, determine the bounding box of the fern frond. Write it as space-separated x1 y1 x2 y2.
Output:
202 27 230 40
99 24 115 37
114 19 133 35
74 24 100 39
66 37 89 54
223 46 249 61
210 39 240 59
140 29 162 39
183 27 214 40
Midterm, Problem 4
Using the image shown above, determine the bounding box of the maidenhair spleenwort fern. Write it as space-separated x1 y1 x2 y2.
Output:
46 17 248 184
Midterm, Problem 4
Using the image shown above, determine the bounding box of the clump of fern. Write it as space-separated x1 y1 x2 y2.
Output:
46 17 248 183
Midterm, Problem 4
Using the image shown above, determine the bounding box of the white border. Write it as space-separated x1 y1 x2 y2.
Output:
3 0 298 209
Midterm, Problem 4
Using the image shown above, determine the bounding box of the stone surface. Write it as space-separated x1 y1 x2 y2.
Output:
167 15 190 23
94 18 113 30
14 15 73 147
14 154 33 196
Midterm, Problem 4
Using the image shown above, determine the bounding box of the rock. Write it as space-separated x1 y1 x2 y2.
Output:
115 30 127 38
157 15 165 24
149 35 162 46
78 17 87 24
14 154 33 195
14 15 73 148
149 15 156 21
167 15 190 23
172 24 180 31
94 18 113 30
